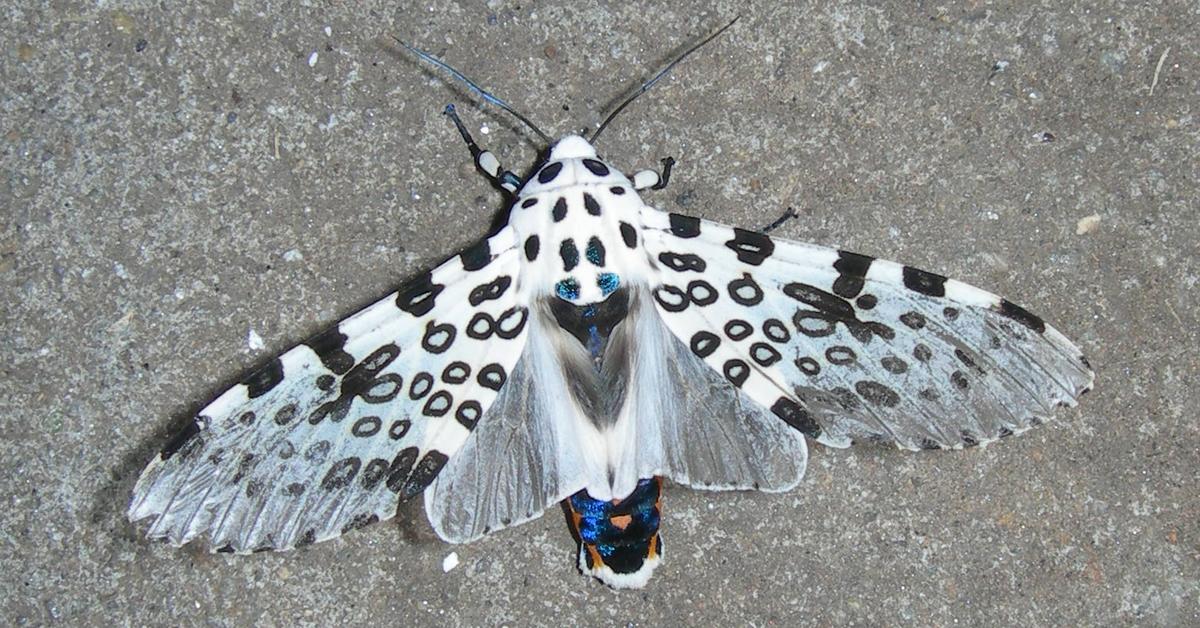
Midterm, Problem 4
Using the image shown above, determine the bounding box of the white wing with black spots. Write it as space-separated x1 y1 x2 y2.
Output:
640 207 1094 452
128 227 530 552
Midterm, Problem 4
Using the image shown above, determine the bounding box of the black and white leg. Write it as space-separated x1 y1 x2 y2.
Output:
632 157 676 191
444 104 521 193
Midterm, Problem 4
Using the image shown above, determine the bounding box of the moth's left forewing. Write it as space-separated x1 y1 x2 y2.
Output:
129 226 532 552
639 205 1094 451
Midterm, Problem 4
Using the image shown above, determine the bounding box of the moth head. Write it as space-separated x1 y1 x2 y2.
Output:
549 135 598 161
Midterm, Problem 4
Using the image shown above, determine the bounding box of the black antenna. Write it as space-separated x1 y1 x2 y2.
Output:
393 36 552 144
590 16 740 143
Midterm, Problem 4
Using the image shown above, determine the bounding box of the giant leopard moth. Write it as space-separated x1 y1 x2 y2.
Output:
128 20 1094 589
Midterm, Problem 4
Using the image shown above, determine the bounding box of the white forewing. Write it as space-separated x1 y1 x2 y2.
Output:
640 206 1094 452
128 227 530 552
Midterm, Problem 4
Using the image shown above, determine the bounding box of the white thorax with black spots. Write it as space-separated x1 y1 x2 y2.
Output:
510 135 647 306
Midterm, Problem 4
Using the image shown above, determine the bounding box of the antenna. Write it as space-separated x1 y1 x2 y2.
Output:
590 16 740 143
393 36 552 144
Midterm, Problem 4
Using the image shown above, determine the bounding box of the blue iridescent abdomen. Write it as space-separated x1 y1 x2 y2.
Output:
567 477 662 577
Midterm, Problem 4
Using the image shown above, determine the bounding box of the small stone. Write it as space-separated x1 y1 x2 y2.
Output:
442 551 460 573
1075 214 1101 235
247 329 265 351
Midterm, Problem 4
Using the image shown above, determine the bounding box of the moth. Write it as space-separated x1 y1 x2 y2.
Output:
128 21 1094 589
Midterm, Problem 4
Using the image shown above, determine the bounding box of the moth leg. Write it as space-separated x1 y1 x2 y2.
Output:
443 103 522 193
631 157 676 191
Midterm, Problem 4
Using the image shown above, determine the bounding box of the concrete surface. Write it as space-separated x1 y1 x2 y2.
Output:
2 1 1197 625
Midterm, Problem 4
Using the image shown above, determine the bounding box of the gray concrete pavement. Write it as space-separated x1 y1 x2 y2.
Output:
2 1 1196 625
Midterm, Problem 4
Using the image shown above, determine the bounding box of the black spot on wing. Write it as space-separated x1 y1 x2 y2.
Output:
341 346 402 403
351 416 381 438
770 397 821 438
307 398 352 425
469 275 512 306
305 328 355 375
826 346 857 365
880 356 908 374
321 457 361 491
723 359 749 387
422 390 453 417
455 400 482 429
401 450 450 499
996 299 1046 333
242 358 284 398
855 381 901 407
783 283 857 321
832 251 873 298
421 321 456 354
795 356 821 375
388 419 411 440
689 331 721 358
495 307 528 339
762 319 790 343
159 420 201 461
686 279 718 306
903 266 948 297
409 372 433 399
724 228 775 266
750 342 781 366
395 271 444 317
552 197 568 222
520 197 538 209
899 311 926 329
724 319 752 341
361 459 390 489
441 361 470 384
466 312 495 339
274 404 297 426
652 285 689 312
459 240 492 272
385 447 419 493
659 251 706 272
728 274 763 305
668 213 701 238
477 363 507 391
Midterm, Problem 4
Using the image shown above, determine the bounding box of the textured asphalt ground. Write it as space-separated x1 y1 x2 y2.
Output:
3 1 1197 625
